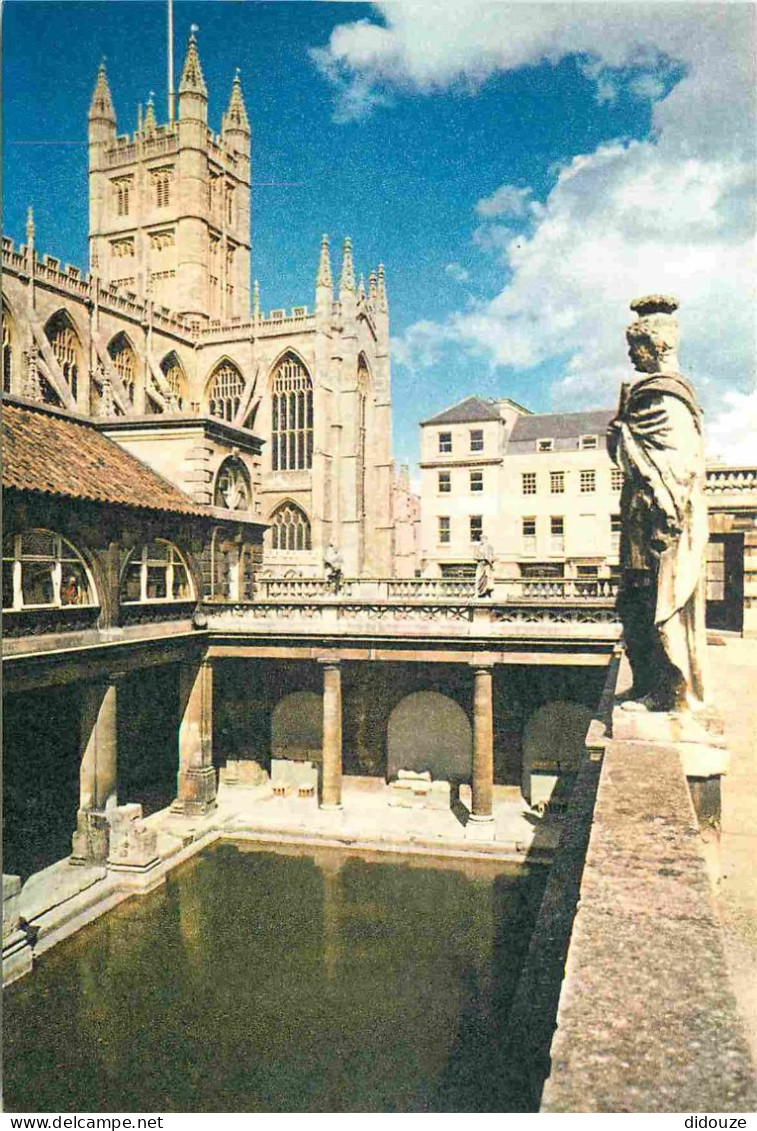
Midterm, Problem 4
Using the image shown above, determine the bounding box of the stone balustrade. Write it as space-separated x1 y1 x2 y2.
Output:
252 575 618 604
206 598 620 639
705 467 757 494
258 576 357 600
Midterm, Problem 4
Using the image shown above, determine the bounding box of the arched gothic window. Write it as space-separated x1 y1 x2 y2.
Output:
160 351 187 409
107 333 136 404
120 540 193 603
271 354 313 471
2 308 12 395
2 530 97 611
208 361 244 422
269 502 311 552
357 355 371 522
214 456 251 511
152 168 172 209
45 311 81 400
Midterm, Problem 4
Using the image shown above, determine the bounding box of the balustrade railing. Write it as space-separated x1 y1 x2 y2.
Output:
258 577 356 600
385 577 476 599
705 468 757 493
249 574 618 604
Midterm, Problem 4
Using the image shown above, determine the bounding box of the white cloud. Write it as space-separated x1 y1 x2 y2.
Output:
444 262 470 283
337 3 755 428
390 321 445 371
311 3 754 153
629 73 666 101
475 184 532 219
705 391 757 466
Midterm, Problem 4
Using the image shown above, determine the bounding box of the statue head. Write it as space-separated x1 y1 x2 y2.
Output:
626 294 680 375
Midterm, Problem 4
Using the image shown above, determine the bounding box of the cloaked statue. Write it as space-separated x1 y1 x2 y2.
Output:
608 295 709 713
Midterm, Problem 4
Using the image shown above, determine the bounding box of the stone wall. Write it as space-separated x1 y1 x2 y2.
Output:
212 658 606 788
504 650 757 1112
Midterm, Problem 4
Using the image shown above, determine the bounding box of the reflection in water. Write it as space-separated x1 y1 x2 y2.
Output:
4 845 546 1113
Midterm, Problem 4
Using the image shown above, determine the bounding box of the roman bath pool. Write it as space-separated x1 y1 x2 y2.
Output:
3 842 547 1112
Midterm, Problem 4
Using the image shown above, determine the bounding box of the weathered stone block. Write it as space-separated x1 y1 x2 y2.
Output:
2 875 22 942
107 804 159 872
271 758 317 795
221 759 269 787
70 809 110 865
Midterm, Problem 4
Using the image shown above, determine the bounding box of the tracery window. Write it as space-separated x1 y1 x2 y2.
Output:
120 540 193 604
160 351 187 409
46 311 81 400
107 332 136 403
208 361 244 422
214 456 251 511
2 530 96 611
112 177 132 216
357 356 370 521
269 503 311 552
271 354 313 471
152 169 172 209
3 310 12 394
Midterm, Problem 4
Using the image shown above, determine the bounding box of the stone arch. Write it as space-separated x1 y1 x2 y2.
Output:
357 351 373 391
119 538 194 604
205 357 244 422
271 691 323 760
268 499 312 552
45 309 83 401
387 691 472 781
270 351 313 471
159 350 188 409
267 346 312 385
214 455 252 511
106 330 137 405
2 527 99 610
521 700 594 804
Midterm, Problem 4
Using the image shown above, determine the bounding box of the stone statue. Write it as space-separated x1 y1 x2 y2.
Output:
474 538 495 599
607 295 709 713
324 542 343 591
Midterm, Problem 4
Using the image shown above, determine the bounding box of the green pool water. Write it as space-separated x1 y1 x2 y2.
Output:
3 844 547 1113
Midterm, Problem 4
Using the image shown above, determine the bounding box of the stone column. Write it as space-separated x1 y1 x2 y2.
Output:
319 658 343 810
80 678 119 811
173 658 217 815
470 662 495 825
71 676 120 864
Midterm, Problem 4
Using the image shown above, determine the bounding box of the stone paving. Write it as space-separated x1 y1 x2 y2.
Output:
707 635 757 1064
211 776 557 860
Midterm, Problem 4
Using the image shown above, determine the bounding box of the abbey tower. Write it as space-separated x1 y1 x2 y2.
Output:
88 33 251 320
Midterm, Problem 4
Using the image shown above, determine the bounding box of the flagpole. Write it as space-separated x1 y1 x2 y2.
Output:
167 0 175 123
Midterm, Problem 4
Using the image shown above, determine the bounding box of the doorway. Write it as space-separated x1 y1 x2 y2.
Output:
706 534 744 632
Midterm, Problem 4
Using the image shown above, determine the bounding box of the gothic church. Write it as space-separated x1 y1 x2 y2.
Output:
2 31 395 587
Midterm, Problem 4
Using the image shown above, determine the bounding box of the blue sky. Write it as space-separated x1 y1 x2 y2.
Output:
3 2 755 465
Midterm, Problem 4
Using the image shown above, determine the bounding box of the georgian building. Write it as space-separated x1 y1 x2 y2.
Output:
2 31 395 581
419 395 757 634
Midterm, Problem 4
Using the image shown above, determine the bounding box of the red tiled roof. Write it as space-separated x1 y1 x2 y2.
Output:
2 401 208 517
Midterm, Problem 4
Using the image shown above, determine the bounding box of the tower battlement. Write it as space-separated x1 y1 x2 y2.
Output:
88 33 251 324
